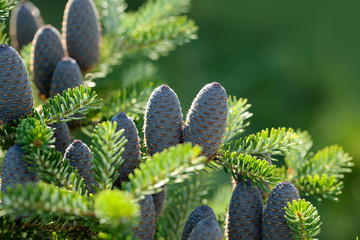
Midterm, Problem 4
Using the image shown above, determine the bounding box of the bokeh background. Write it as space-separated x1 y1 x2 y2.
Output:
14 0 360 238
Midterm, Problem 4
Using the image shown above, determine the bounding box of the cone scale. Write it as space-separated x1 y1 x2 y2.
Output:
132 195 156 240
0 44 34 125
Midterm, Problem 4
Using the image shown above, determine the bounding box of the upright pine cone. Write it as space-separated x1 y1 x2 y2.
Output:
144 84 183 156
132 195 156 240
0 44 33 125
144 84 183 220
10 0 43 51
62 0 100 72
181 205 217 240
64 140 95 190
110 112 140 187
31 25 65 98
1 144 37 193
226 180 263 240
50 57 83 98
183 82 228 159
49 122 71 155
189 218 223 240
262 181 300 239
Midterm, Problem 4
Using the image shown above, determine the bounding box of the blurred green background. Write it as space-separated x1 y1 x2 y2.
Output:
21 0 360 238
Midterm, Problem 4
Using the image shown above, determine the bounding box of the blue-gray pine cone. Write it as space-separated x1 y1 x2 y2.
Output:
181 205 217 240
50 57 83 98
189 218 223 240
0 44 33 125
31 25 65 98
152 185 166 221
62 0 100 72
64 140 95 190
144 84 183 156
132 195 156 240
226 180 263 240
10 0 43 51
262 181 300 239
49 122 71 155
110 112 140 187
1 144 37 193
183 82 228 159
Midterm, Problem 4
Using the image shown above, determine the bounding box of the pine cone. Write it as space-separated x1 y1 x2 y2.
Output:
62 0 100 72
226 180 263 240
262 181 300 239
0 44 33 125
49 122 71 155
132 195 156 240
110 112 140 187
10 0 43 51
31 25 65 98
152 185 167 221
144 84 183 156
64 140 95 190
183 82 228 159
189 218 223 240
50 57 83 98
1 144 37 193
181 205 217 240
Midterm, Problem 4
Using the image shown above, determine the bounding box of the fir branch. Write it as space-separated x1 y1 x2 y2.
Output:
228 127 299 156
293 174 343 201
124 143 207 198
222 96 252 146
1 183 96 220
285 199 322 240
0 0 16 22
157 172 211 239
34 86 102 125
215 153 280 192
0 22 8 43
91 121 127 191
0 123 17 150
300 145 353 179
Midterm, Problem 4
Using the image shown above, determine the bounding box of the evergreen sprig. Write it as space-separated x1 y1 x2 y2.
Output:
285 199 322 240
0 22 8 43
34 86 101 125
229 127 299 156
157 172 211 239
0 123 17 150
0 0 16 22
91 121 127 191
217 153 280 191
124 143 207 197
222 96 252 146
293 174 343 201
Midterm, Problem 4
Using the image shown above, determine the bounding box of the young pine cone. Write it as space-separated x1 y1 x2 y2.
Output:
183 82 228 159
64 140 95 190
0 44 33 125
132 195 156 240
189 218 223 240
1 144 37 193
226 180 263 240
110 112 140 187
262 181 300 239
10 0 43 51
31 25 65 98
62 0 100 72
50 57 83 98
181 205 217 240
144 84 183 156
49 122 71 155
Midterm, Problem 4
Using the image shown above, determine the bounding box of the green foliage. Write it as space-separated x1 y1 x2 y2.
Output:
222 96 252 146
217 153 279 192
285 199 322 240
0 123 17 150
0 0 16 22
124 143 207 197
228 127 300 156
34 86 102 125
91 121 127 191
157 172 211 239
0 22 8 43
